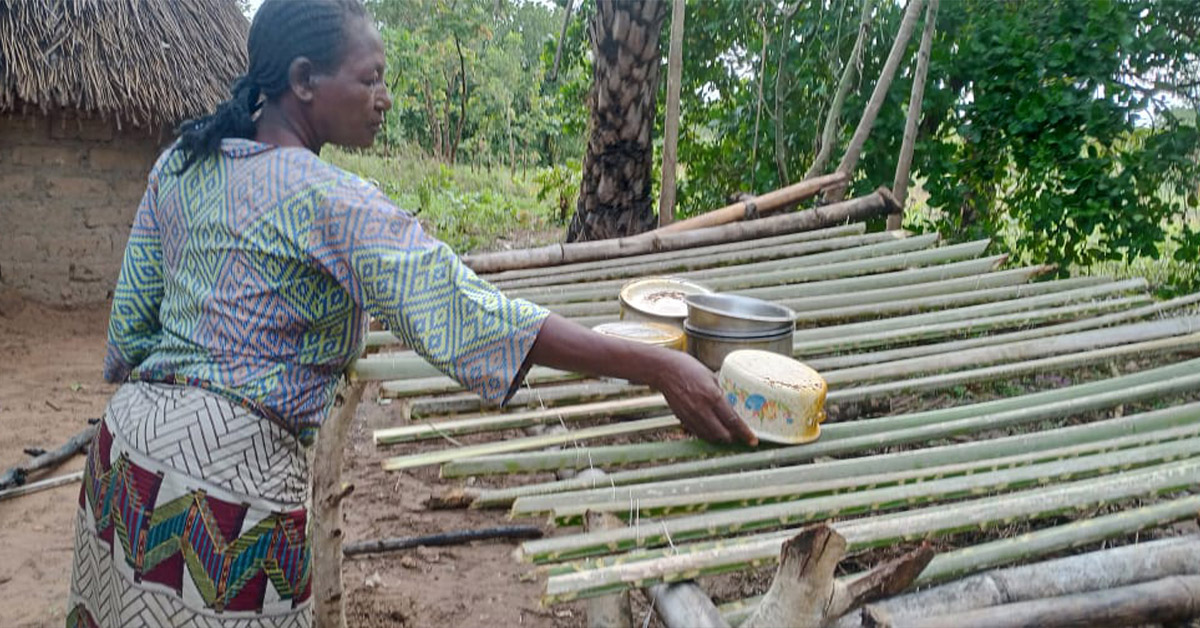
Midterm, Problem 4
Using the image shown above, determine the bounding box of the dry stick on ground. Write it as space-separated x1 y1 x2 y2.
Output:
872 575 1200 628
0 424 96 490
740 525 933 628
343 526 543 558
657 0 686 228
825 0 926 203
312 380 365 628
850 536 1200 626
804 0 875 181
887 0 938 230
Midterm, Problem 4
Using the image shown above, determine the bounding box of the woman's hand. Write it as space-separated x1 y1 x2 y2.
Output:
647 350 759 446
526 314 758 446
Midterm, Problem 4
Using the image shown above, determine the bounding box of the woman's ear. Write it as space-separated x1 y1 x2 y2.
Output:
289 57 317 103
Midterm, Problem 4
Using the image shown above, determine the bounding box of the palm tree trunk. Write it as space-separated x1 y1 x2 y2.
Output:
568 0 669 242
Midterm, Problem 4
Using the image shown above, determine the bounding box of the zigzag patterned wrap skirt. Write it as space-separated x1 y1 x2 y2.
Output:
67 382 313 627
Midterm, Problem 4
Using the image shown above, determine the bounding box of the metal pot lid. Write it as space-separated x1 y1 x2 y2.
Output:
684 293 796 324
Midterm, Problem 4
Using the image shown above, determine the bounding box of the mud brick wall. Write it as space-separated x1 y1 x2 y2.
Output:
0 113 166 305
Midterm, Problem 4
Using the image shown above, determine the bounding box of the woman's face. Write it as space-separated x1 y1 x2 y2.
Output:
309 18 393 148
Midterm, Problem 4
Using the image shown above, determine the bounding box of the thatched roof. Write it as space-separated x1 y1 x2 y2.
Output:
0 0 249 128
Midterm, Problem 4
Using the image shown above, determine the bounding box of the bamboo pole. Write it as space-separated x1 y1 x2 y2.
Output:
496 230 904 290
792 276 1106 325
481 224 866 284
445 438 743 479
380 415 679 472
795 296 1150 356
653 173 849 235
826 0 927 203
547 253 1010 321
885 575 1200 628
406 379 650 417
379 366 579 399
462 190 898 274
540 456 1200 603
791 278 1148 342
888 0 939 230
507 233 945 304
520 400 1200 520
781 265 1055 313
852 536 1200 625
543 421 1200 525
470 359 1200 505
811 291 1200 370
657 0 685 230
374 395 668 444
518 436 1200 563
823 315 1200 386
343 525 543 557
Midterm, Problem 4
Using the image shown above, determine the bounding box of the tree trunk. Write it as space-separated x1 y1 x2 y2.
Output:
749 4 769 178
825 0 926 203
773 2 801 185
450 35 469 166
658 0 686 227
549 0 577 82
804 0 875 180
888 0 938 230
568 0 669 242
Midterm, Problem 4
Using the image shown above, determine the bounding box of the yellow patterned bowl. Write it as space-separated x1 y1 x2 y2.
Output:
718 349 827 444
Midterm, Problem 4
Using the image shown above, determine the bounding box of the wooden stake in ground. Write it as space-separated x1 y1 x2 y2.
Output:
888 0 939 230
586 512 634 628
741 525 933 628
658 0 686 228
312 380 365 628
825 0 926 203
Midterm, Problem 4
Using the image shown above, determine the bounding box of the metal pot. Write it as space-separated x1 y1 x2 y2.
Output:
684 293 795 336
684 322 794 371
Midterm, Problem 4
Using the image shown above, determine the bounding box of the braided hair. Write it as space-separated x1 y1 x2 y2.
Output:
174 0 367 172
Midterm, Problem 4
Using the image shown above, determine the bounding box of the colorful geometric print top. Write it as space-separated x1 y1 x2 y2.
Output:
104 139 549 442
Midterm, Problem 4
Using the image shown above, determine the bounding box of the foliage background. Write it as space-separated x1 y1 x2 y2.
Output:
331 0 1198 290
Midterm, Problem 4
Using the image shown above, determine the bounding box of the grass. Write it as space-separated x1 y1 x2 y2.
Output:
323 145 565 254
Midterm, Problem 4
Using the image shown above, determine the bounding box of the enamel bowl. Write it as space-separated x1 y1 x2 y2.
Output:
718 349 827 444
619 277 713 330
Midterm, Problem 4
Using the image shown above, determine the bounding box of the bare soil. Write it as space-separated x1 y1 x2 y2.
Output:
0 291 583 628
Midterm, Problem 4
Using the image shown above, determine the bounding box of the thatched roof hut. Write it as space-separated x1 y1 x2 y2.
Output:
0 0 249 127
0 0 248 305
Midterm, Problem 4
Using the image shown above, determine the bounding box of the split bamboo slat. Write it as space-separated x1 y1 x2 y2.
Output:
355 220 1200 611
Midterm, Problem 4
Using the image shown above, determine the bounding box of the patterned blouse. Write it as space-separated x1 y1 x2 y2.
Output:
104 139 549 443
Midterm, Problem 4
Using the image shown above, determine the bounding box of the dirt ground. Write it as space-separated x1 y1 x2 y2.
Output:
0 291 584 628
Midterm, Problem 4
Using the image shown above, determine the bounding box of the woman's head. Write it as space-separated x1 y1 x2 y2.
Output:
176 0 392 169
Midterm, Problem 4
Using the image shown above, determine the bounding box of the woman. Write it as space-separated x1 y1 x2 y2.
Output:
67 1 754 625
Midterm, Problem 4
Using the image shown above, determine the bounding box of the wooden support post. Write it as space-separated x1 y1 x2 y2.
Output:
650 582 732 628
888 0 939 230
742 525 933 628
586 511 634 628
826 0 926 203
312 380 365 628
658 0 686 227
